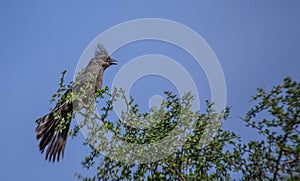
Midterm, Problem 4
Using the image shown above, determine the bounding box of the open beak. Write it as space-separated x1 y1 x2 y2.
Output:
109 59 117 65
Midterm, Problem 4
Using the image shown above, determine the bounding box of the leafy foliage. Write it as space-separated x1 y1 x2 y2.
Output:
75 91 240 181
52 72 299 180
238 77 300 180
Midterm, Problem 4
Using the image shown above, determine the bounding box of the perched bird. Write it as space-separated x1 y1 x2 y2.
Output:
35 44 117 162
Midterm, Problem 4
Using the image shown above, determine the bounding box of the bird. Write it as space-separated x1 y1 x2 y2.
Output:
35 44 117 162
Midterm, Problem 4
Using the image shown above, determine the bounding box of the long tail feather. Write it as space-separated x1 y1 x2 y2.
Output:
36 94 73 162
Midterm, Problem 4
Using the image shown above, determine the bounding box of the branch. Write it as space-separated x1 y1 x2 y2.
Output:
272 130 290 181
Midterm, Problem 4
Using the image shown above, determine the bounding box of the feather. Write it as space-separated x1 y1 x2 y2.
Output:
95 43 108 57
36 91 73 162
35 44 116 162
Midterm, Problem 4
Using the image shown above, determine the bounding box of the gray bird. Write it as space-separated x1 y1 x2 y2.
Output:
35 44 117 162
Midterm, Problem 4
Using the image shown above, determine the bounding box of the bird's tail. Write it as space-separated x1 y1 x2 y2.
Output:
36 99 73 162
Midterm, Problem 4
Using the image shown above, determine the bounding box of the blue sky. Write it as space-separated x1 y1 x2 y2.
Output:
0 1 299 180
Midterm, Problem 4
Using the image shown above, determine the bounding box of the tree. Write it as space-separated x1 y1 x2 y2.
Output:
237 77 300 180
74 91 240 180
49 73 299 180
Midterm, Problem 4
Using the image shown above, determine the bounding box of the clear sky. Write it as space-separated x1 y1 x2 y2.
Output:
0 1 299 180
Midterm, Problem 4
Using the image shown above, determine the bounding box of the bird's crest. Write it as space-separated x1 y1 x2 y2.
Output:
95 43 109 57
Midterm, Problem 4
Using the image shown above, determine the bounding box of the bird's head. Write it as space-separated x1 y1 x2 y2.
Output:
94 44 117 69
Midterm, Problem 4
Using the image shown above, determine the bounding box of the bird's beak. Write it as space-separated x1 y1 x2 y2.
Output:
109 59 117 65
